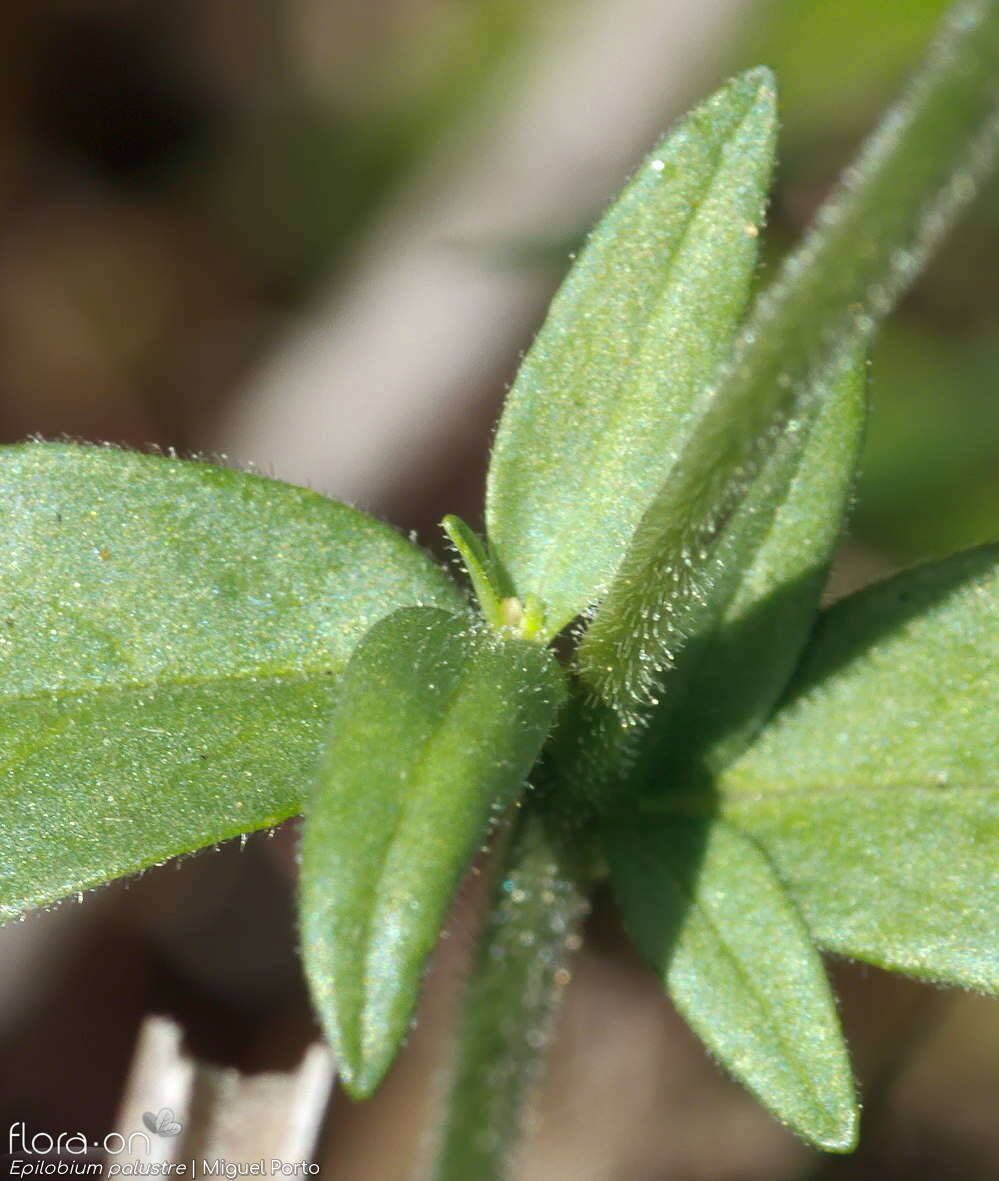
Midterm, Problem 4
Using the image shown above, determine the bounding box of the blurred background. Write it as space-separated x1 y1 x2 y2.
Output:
0 1 997 1177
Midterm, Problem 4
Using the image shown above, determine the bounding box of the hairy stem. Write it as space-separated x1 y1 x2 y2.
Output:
427 814 589 1181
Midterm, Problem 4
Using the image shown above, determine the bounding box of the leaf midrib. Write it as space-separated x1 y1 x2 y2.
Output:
666 842 841 1127
0 662 339 709
0 678 318 918
720 776 997 799
357 641 492 1045
515 92 768 614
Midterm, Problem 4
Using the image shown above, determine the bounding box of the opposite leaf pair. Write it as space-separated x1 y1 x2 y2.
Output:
297 4 999 1152
2 0 998 1170
299 9 998 1150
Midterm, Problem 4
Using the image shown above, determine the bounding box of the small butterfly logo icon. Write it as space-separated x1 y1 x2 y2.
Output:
142 1108 183 1137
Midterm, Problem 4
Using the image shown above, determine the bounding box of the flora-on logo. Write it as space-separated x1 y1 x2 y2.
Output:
141 1108 182 1138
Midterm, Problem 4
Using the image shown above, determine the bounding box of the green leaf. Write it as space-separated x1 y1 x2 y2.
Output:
580 0 999 713
442 513 508 629
486 69 778 637
606 816 857 1150
0 442 463 920
715 545 998 991
719 545 998 795
299 606 566 1097
723 788 999 993
632 351 867 785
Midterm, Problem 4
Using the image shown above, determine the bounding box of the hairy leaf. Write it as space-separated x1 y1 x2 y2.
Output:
486 69 777 637
300 607 565 1097
720 545 998 795
580 0 999 712
442 513 507 628
0 443 462 919
715 545 998 990
724 788 999 993
606 816 857 1150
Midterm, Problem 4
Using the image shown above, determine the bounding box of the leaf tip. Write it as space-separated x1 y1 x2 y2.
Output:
336 1046 393 1102
741 63 777 97
808 1101 860 1155
310 987 403 1102
714 64 778 122
794 1060 859 1154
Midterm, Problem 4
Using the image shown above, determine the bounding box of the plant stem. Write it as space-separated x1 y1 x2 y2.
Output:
427 813 589 1181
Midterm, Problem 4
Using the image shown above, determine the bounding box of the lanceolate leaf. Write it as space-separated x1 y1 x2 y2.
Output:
580 0 999 712
720 545 998 795
442 513 507 629
632 351 866 786
0 443 463 920
717 545 998 990
724 788 999 993
606 816 857 1150
486 69 777 637
300 607 565 1097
